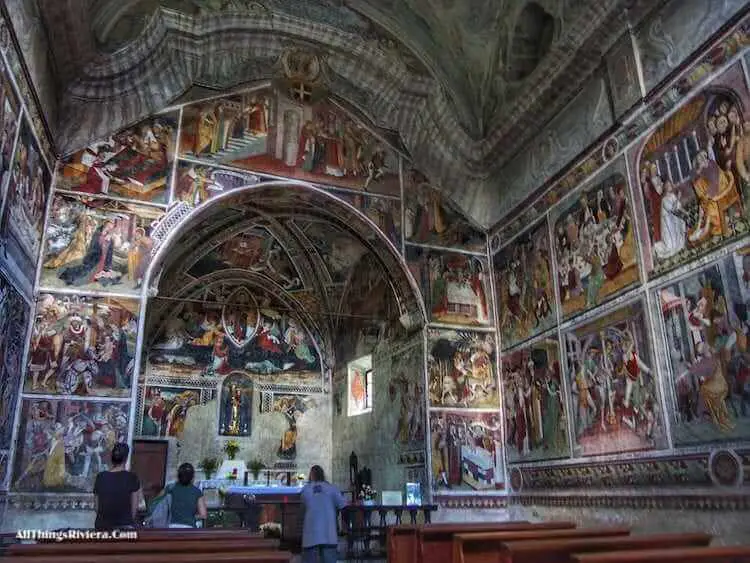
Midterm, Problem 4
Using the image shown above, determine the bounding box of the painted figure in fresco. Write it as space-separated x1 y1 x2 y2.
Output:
688 150 741 243
227 384 242 435
274 395 310 460
621 331 653 433
220 377 251 436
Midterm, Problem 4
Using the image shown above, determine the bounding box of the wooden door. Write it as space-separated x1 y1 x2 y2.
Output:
131 439 168 502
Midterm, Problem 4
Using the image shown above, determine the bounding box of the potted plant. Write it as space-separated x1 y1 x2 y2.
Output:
223 439 240 460
199 457 219 480
248 458 265 480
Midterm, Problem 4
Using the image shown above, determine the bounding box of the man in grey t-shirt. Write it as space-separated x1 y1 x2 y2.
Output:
301 465 346 563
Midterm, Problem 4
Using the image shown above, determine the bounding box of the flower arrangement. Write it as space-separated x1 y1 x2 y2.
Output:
247 458 265 479
223 439 240 460
260 522 282 538
198 457 219 480
359 484 377 501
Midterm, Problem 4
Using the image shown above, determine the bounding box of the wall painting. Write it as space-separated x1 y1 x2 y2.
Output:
187 226 303 291
12 399 130 492
657 245 750 445
552 157 639 320
504 336 570 463
563 301 665 457
25 294 139 398
0 271 30 450
57 114 178 205
149 296 321 387
427 329 498 409
41 195 163 296
633 63 750 277
271 394 313 460
404 170 485 252
179 89 401 196
172 161 260 207
495 221 556 349
390 343 426 447
296 220 367 285
333 189 401 248
0 117 51 287
407 247 491 326
219 374 253 436
141 386 202 439
430 410 504 492
0 55 20 205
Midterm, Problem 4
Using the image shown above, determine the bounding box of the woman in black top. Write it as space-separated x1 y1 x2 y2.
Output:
93 443 142 530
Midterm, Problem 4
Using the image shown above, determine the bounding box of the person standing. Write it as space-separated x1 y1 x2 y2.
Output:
93 443 142 531
301 465 346 563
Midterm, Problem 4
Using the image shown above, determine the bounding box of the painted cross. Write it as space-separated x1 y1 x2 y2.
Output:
291 82 312 103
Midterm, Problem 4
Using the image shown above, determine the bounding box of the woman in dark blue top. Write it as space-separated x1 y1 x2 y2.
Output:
167 463 207 528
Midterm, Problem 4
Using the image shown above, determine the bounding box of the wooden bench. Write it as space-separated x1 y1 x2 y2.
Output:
4 538 280 557
0 551 294 563
572 546 750 563
452 527 631 563
417 521 578 563
496 533 712 563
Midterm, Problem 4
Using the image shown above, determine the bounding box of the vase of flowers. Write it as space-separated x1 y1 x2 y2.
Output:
223 439 240 460
260 522 282 538
199 457 219 480
359 484 377 506
248 458 265 480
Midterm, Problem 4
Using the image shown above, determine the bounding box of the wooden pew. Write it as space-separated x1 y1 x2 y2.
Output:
0 551 294 563
4 538 280 557
387 521 536 563
572 546 750 563
495 533 712 563
417 521 578 563
452 527 631 563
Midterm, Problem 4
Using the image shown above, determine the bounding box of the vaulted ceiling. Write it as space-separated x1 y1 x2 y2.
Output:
5 0 661 228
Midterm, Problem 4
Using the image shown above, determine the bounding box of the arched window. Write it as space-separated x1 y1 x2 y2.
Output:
507 2 555 81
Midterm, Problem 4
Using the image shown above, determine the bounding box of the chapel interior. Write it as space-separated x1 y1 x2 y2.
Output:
0 0 750 559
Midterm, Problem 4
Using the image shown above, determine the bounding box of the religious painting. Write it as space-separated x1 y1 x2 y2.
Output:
149 298 322 387
632 63 750 277
24 294 139 398
182 88 401 196
430 410 504 492
0 56 20 204
563 301 665 457
657 245 750 446
494 221 556 349
503 336 570 463
0 117 51 287
172 161 261 207
187 226 303 291
552 157 639 320
407 246 491 326
179 91 271 164
404 170 485 252
272 395 313 460
219 374 253 436
40 195 163 295
296 220 367 284
333 189 401 248
0 271 30 450
427 329 498 409
12 399 130 493
141 386 201 439
347 355 372 416
389 343 426 447
57 114 178 204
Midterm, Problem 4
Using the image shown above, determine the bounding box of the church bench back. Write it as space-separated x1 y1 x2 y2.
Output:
452 527 631 563
4 538 280 556
387 521 535 563
572 546 750 563
417 521 578 563
0 551 293 563
496 532 712 563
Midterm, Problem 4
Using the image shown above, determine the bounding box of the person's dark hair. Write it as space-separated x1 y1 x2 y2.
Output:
309 465 325 482
111 443 129 466
177 463 195 486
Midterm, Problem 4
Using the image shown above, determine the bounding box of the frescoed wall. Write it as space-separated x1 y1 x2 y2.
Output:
58 114 177 205
0 55 20 205
494 220 556 349
140 386 202 439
